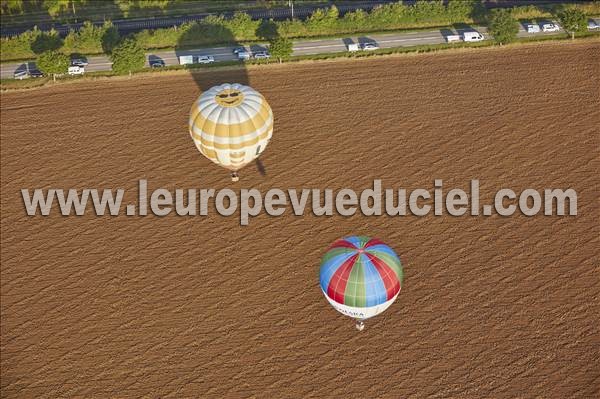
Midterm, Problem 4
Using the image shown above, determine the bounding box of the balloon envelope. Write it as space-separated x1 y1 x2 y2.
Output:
319 236 403 320
189 83 273 172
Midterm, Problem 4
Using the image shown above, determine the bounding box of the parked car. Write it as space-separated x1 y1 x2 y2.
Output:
347 43 360 52
14 70 29 80
237 50 251 60
463 31 485 42
588 20 600 30
150 59 166 68
197 55 215 64
71 58 88 67
542 23 560 32
29 69 44 78
362 42 379 50
527 24 541 33
68 65 85 75
253 51 271 59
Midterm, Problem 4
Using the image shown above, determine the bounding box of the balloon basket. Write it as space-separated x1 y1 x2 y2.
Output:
355 320 365 332
231 172 240 182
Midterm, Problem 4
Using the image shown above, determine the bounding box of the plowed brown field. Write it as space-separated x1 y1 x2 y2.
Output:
2 40 599 398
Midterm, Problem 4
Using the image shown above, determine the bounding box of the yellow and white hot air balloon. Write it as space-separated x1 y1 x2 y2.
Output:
189 83 273 181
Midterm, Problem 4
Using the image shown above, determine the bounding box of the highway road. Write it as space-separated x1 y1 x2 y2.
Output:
2 20 597 80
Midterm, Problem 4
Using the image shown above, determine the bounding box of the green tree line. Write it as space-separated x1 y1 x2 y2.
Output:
1 0 177 16
1 0 319 17
1 20 120 60
1 0 599 62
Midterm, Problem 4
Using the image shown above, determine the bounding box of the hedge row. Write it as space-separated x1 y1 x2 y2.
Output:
1 21 119 61
135 1 481 49
2 1 599 62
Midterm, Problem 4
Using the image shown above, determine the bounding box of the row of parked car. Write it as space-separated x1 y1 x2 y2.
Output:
347 42 380 52
233 47 270 60
90 19 600 68
446 31 486 43
444 20 598 44
527 22 560 33
177 55 215 65
527 20 599 33
14 57 88 79
14 68 43 80
11 19 600 78
177 47 271 65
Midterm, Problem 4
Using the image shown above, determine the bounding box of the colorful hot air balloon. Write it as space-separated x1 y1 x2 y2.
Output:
189 83 273 181
319 236 403 331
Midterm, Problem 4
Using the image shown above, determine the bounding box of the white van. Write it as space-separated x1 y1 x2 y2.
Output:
527 24 541 33
179 55 194 65
446 35 461 43
14 70 30 80
463 31 484 42
347 43 359 52
68 65 84 75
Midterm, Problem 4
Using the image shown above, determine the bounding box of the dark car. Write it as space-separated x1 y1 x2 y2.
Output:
29 69 44 78
150 59 166 68
70 58 89 67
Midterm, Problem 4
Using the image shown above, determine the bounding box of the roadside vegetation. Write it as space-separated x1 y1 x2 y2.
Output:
557 7 588 39
488 9 519 45
1 1 328 25
268 36 293 63
2 1 599 62
110 37 146 75
36 49 69 81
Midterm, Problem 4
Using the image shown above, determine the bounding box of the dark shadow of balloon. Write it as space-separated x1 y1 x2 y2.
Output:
255 159 266 176
175 22 250 91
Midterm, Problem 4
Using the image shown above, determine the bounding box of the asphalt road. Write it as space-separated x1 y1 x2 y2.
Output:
2 20 596 80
